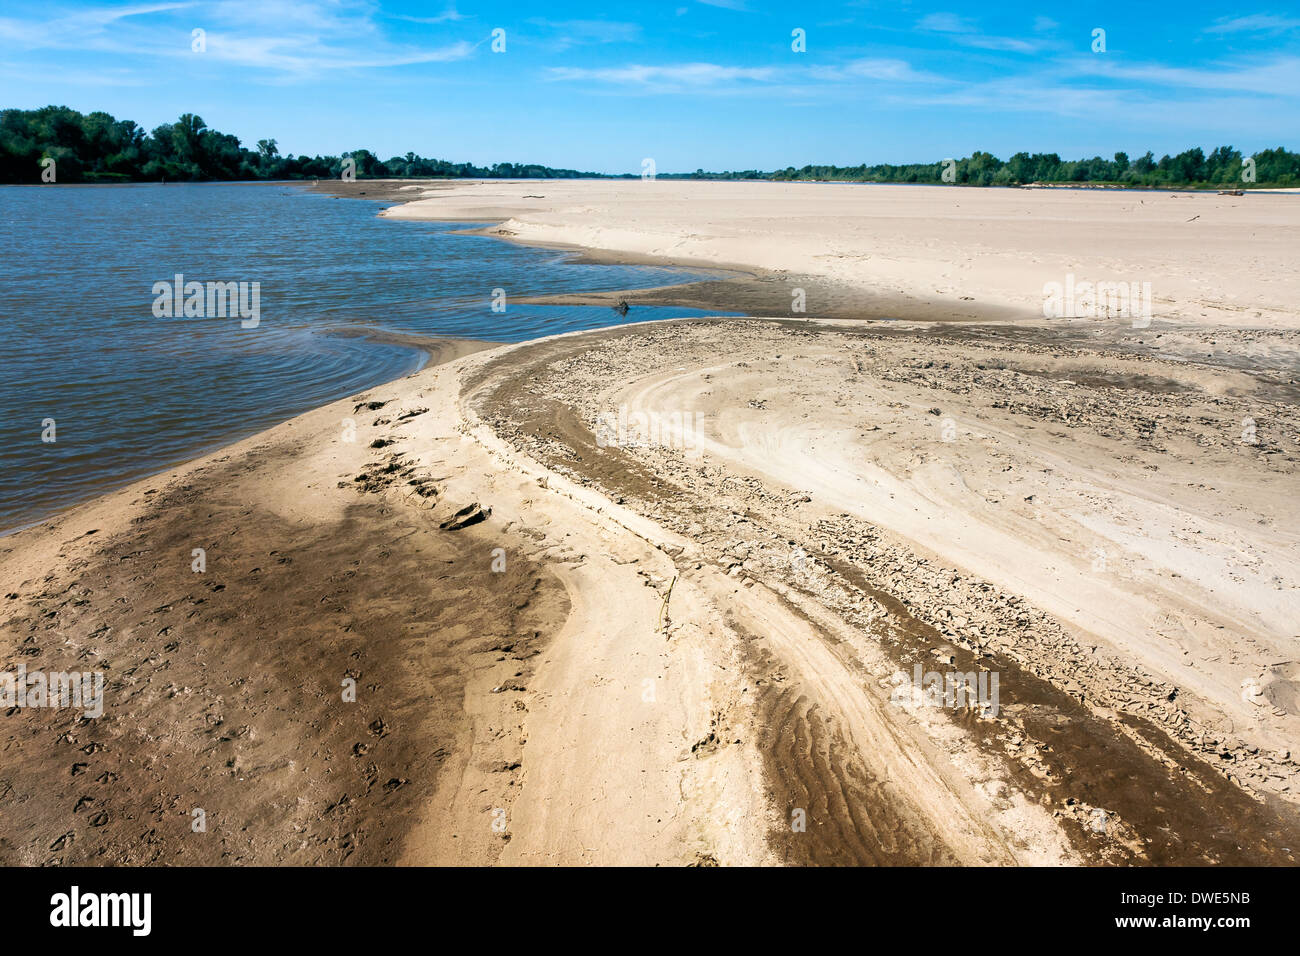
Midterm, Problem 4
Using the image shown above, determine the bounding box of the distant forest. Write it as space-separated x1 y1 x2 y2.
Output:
3 105 1297 189
760 147 1300 188
0 106 605 183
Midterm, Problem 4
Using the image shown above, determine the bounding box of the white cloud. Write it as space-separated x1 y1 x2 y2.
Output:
812 58 945 83
1205 14 1300 34
0 0 476 78
527 19 643 49
916 12 1040 53
547 62 778 87
200 35 474 73
962 35 1037 53
917 12 973 33
394 6 470 25
1068 54 1300 94
543 55 948 99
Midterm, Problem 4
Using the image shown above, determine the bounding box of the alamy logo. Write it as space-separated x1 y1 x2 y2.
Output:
594 407 702 451
1042 273 1152 328
152 273 261 328
50 886 151 936
890 663 1000 718
1 665 103 718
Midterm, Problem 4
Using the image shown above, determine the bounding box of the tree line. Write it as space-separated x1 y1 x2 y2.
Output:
3 105 1295 189
765 147 1299 188
0 106 605 183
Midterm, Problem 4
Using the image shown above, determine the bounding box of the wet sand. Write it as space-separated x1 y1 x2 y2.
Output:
0 341 571 864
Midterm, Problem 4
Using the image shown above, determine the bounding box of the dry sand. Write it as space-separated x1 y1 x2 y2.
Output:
382 179 1300 330
470 318 1300 864
3 181 1297 865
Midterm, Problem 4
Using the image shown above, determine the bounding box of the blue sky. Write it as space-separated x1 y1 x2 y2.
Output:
2 1 1297 172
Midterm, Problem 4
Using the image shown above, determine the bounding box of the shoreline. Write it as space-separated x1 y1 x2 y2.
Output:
0 335 494 540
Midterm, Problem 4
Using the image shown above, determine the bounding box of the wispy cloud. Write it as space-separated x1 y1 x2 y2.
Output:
547 62 777 88
1205 14 1300 34
527 19 643 50
811 58 945 83
541 40 1300 131
200 36 474 73
916 12 1039 54
393 5 470 25
881 52 1300 125
0 0 476 78
0 2 191 46
545 55 945 96
1068 53 1300 93
917 12 972 33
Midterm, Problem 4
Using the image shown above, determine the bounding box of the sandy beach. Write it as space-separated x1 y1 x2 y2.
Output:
3 181 1297 866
